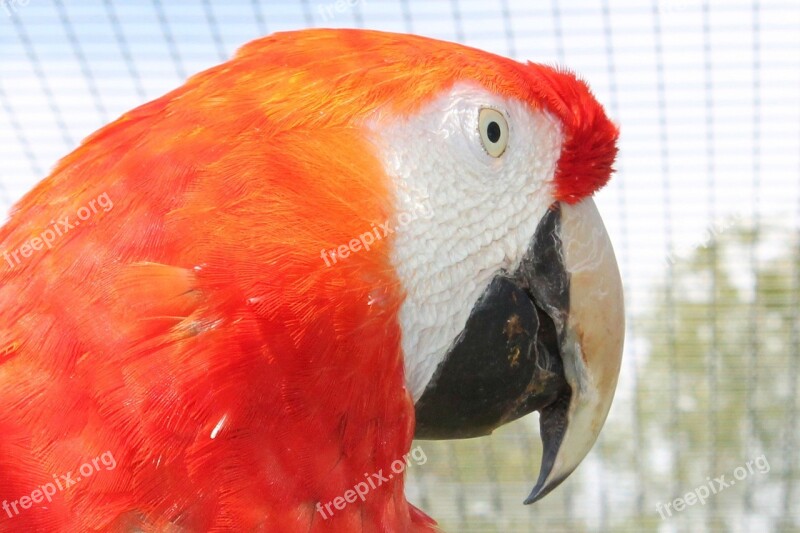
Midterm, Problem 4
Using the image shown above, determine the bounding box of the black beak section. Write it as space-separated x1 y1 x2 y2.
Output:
413 204 573 498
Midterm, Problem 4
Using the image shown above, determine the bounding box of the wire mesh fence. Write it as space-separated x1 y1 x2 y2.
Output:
0 1 798 531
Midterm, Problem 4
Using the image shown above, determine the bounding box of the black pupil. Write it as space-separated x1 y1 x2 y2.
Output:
486 121 501 143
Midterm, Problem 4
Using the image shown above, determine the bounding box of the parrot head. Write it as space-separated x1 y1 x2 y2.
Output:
0 28 622 530
347 33 625 502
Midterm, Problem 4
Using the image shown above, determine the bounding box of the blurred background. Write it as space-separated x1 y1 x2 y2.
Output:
0 1 798 531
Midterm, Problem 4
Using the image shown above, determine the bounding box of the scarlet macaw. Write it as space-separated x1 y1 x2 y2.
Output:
0 29 623 531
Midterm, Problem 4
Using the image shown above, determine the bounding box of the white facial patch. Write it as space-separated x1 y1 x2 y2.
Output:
368 82 565 401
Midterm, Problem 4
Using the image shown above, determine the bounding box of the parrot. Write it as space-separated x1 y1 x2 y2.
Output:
0 28 623 532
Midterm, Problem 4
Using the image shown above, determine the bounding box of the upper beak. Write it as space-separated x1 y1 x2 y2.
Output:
520 198 625 503
413 197 624 504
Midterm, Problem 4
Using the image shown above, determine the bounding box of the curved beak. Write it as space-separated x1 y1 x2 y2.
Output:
413 197 624 505
522 198 624 503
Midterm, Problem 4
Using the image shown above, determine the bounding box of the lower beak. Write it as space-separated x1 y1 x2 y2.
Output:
413 198 624 504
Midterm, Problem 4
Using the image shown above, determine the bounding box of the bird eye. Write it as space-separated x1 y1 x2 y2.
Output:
478 108 509 158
